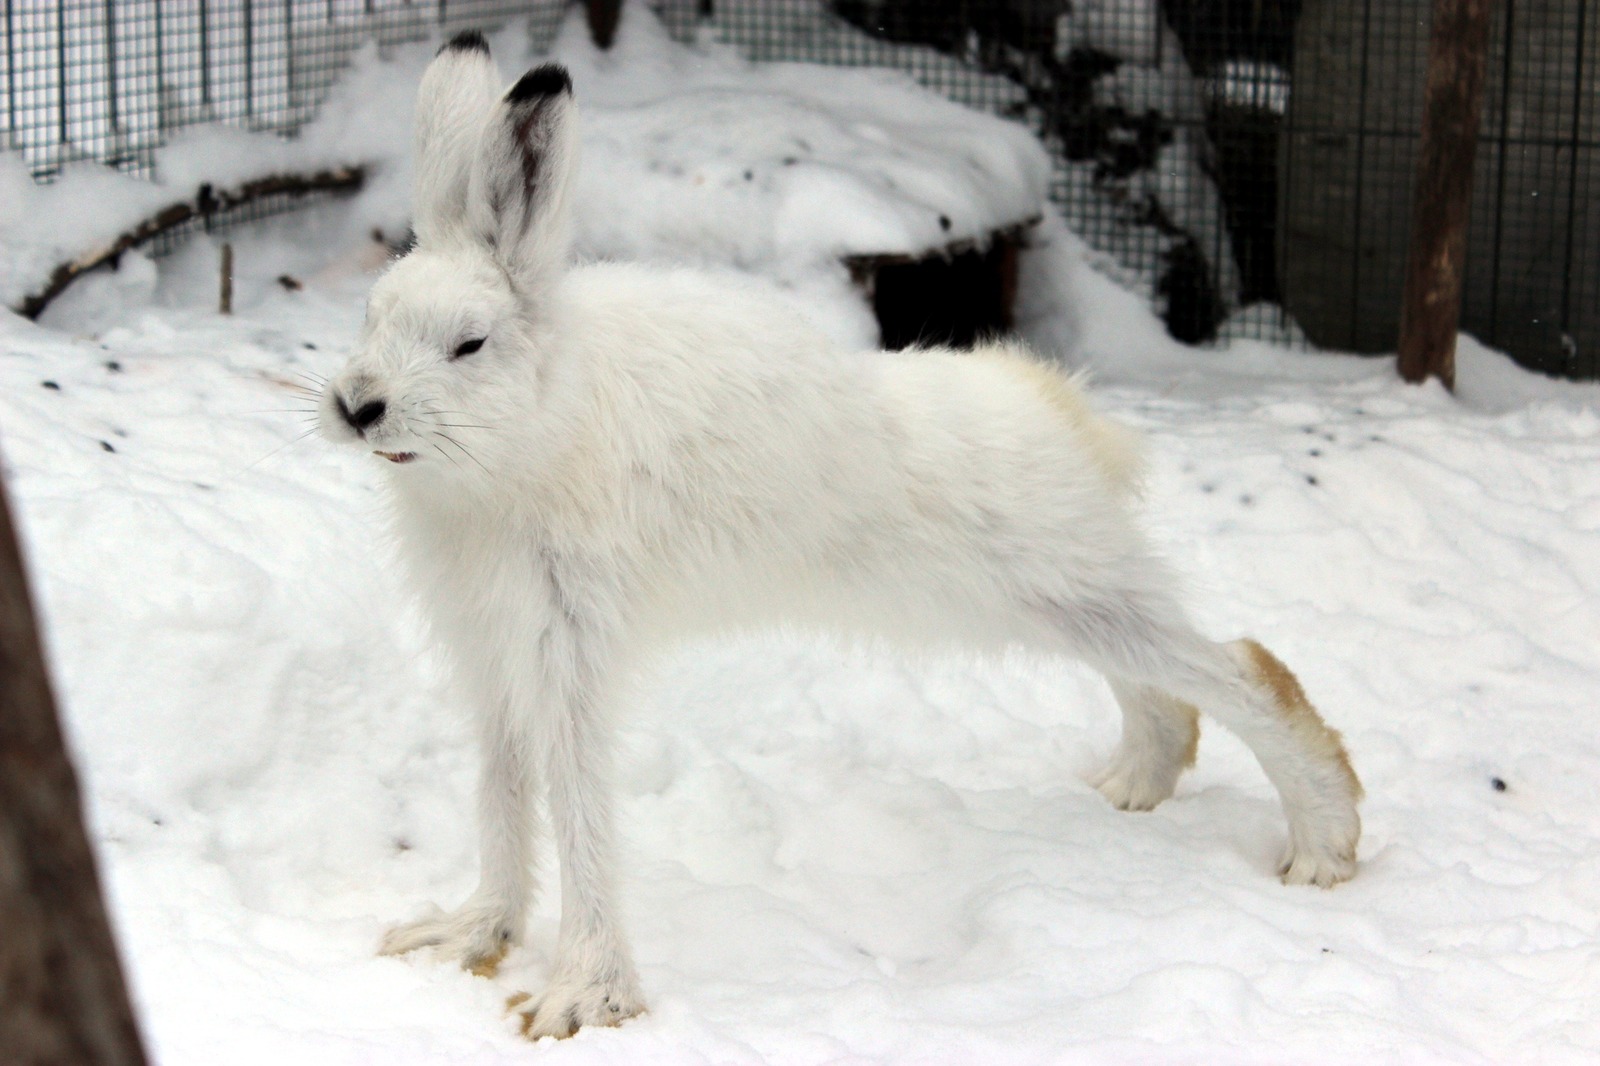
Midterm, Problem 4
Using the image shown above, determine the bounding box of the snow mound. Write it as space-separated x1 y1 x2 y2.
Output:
567 8 1048 272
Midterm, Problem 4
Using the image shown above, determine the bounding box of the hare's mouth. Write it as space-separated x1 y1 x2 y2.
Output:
374 451 417 464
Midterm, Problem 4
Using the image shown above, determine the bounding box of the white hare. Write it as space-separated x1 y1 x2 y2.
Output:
320 34 1362 1039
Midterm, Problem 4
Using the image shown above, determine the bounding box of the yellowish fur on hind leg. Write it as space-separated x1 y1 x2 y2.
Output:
1238 639 1363 887
1241 639 1363 802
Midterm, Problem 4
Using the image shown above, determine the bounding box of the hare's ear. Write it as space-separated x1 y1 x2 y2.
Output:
468 64 577 291
413 32 503 244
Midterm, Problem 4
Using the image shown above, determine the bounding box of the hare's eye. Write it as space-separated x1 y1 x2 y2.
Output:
452 337 486 359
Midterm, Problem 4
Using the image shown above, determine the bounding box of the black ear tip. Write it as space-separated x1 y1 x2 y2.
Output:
507 64 573 104
439 30 489 56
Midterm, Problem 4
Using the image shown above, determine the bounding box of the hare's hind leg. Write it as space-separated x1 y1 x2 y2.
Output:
1212 638 1364 886
1090 680 1199 812
1051 596 1362 886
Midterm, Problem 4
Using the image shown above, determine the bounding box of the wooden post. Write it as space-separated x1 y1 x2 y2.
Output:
1396 0 1495 389
586 0 622 49
219 242 234 315
0 473 150 1066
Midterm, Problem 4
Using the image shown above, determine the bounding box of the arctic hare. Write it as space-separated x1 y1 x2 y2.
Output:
320 33 1362 1039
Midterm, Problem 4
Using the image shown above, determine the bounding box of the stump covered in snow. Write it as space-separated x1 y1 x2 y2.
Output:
564 11 1051 349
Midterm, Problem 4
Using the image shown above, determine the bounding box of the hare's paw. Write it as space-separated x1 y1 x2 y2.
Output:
1278 759 1362 888
511 970 645 1040
1089 748 1182 812
1279 844 1357 888
1278 809 1361 888
380 899 521 977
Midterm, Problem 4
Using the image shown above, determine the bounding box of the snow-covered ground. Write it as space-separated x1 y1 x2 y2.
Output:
3 6 1600 1064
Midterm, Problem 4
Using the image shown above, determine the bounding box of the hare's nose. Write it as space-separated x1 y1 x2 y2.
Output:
337 395 387 432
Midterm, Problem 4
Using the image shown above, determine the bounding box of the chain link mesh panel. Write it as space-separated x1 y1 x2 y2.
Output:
0 1 567 176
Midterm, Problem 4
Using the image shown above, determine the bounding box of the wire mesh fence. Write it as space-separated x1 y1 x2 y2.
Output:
1283 0 1597 380
0 0 567 175
2 0 1594 378
690 0 1595 378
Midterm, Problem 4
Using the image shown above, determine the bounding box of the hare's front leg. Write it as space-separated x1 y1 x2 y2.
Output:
381 697 538 977
510 613 644 1038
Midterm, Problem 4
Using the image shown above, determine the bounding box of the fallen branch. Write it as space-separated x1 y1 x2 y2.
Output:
13 165 367 321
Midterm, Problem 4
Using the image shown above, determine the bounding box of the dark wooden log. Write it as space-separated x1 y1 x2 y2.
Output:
0 474 149 1066
1396 0 1496 389
843 218 1039 350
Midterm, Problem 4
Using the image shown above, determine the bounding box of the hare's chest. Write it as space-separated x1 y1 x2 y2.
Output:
397 507 631 660
392 501 539 609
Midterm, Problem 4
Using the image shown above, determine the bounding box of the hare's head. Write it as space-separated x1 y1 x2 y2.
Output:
321 34 576 469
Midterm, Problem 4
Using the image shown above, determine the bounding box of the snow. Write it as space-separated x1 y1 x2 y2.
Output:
564 10 1049 299
4 5 1600 1064
686 0 1031 116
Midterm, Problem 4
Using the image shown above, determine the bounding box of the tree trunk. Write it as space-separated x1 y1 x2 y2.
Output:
1397 0 1495 389
0 473 149 1066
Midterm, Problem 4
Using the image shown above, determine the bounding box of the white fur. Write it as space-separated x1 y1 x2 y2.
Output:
320 45 1362 1039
